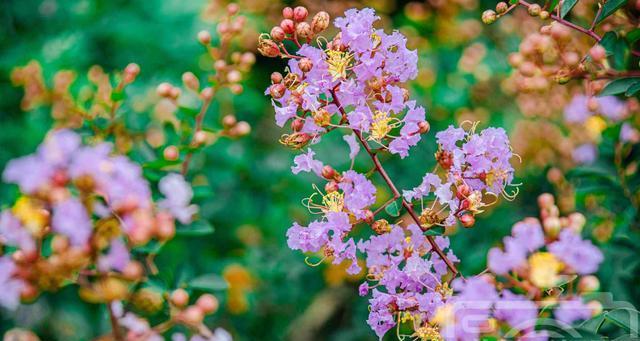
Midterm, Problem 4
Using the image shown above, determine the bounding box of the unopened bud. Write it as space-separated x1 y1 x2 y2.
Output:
271 72 283 84
258 37 281 58
196 294 219 314
163 145 179 161
180 306 204 326
482 10 497 24
226 3 239 15
418 121 430 134
197 30 211 45
372 219 391 234
280 19 295 34
182 72 200 91
269 83 286 99
233 121 251 136
293 6 308 22
460 214 475 228
123 63 140 83
321 165 336 180
156 82 173 97
282 7 294 19
578 275 600 293
299 58 313 73
123 261 144 281
543 217 561 237
311 11 330 33
270 26 286 42
590 45 607 62
222 114 237 128
230 84 243 95
291 118 304 132
227 70 242 83
539 10 550 20
171 288 189 307
200 87 214 101
528 4 541 16
456 184 471 200
496 2 508 14
296 22 313 40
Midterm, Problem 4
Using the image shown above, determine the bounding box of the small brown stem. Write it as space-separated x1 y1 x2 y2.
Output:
108 302 123 341
330 90 459 278
181 96 213 175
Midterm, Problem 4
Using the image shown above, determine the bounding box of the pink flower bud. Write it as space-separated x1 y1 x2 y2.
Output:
197 30 211 45
460 214 475 228
299 58 313 73
270 26 286 42
282 7 294 19
163 145 180 161
296 22 313 40
271 72 283 84
269 83 286 99
280 19 295 34
311 11 330 33
293 6 308 22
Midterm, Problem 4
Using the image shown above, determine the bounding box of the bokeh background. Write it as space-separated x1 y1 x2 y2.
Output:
1 0 638 340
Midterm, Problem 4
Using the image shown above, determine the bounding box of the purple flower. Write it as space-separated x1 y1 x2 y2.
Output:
494 290 538 331
339 170 376 219
343 134 360 161
0 256 24 310
564 95 591 123
291 149 324 177
2 155 53 194
554 298 592 325
334 8 379 53
0 210 35 252
158 173 198 224
98 238 130 272
620 123 640 143
572 143 597 165
548 229 603 275
52 198 92 246
436 125 466 151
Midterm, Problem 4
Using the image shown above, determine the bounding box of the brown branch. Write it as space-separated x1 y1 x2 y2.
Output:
181 96 213 175
330 90 459 278
107 302 123 341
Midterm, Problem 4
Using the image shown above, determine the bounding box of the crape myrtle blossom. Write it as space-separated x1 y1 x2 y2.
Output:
0 129 198 310
430 194 603 340
261 6 528 340
404 124 518 229
265 7 427 158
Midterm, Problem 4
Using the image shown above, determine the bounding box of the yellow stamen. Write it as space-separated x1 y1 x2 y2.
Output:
325 49 353 81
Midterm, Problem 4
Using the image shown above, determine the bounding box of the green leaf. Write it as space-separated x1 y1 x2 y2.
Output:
176 220 214 236
626 82 640 96
599 78 640 97
384 200 400 217
188 274 228 292
600 31 627 69
547 0 560 12
604 308 640 334
596 0 627 24
424 226 445 236
627 29 640 44
560 0 578 18
110 90 126 102
580 313 607 334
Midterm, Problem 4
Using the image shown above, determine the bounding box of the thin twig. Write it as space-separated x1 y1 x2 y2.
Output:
330 90 459 278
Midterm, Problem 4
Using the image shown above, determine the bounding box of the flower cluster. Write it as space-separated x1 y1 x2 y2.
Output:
0 129 183 299
263 6 427 158
262 6 521 340
432 193 603 340
1 5 254 338
405 124 516 229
